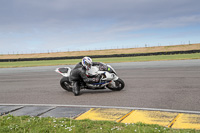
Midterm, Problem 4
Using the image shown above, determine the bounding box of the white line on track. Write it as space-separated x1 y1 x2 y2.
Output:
1 103 200 114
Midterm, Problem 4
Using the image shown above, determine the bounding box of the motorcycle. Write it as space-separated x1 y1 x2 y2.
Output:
55 63 125 93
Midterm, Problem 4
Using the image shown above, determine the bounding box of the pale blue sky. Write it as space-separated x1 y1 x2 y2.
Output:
0 0 200 54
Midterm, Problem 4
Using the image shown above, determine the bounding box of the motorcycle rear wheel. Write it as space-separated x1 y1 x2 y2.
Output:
60 77 72 92
106 78 125 91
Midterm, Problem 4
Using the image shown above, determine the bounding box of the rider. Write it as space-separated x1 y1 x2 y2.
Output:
69 57 102 96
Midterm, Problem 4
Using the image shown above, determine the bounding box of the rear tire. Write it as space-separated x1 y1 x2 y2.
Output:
60 77 72 92
107 78 125 91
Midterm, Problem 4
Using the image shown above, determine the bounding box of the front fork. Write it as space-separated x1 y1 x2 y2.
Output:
108 75 119 87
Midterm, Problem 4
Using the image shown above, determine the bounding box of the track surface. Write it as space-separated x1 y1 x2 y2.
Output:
0 60 200 111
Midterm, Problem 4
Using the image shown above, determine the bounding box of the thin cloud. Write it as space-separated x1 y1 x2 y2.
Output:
0 0 200 54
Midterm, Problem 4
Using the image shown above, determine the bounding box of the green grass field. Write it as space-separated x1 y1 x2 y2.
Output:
0 115 199 133
0 53 200 68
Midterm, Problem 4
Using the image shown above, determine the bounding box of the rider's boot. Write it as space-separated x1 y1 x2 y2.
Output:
72 82 80 96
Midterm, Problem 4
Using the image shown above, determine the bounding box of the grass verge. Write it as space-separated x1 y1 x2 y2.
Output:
0 53 200 68
0 115 199 133
1 44 199 59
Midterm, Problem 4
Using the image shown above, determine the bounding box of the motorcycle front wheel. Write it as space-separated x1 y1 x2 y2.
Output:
106 78 125 91
60 77 72 92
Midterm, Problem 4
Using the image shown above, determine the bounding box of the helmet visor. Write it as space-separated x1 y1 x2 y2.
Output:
85 61 91 69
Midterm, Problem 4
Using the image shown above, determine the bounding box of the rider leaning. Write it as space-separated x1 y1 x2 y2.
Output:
69 57 102 96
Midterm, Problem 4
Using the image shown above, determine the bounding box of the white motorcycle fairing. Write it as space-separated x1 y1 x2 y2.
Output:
86 66 118 81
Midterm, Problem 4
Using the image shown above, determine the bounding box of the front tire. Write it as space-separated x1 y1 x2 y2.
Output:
60 77 72 92
107 78 125 91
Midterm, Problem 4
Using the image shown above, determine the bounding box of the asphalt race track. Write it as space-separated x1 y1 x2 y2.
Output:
0 59 200 112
